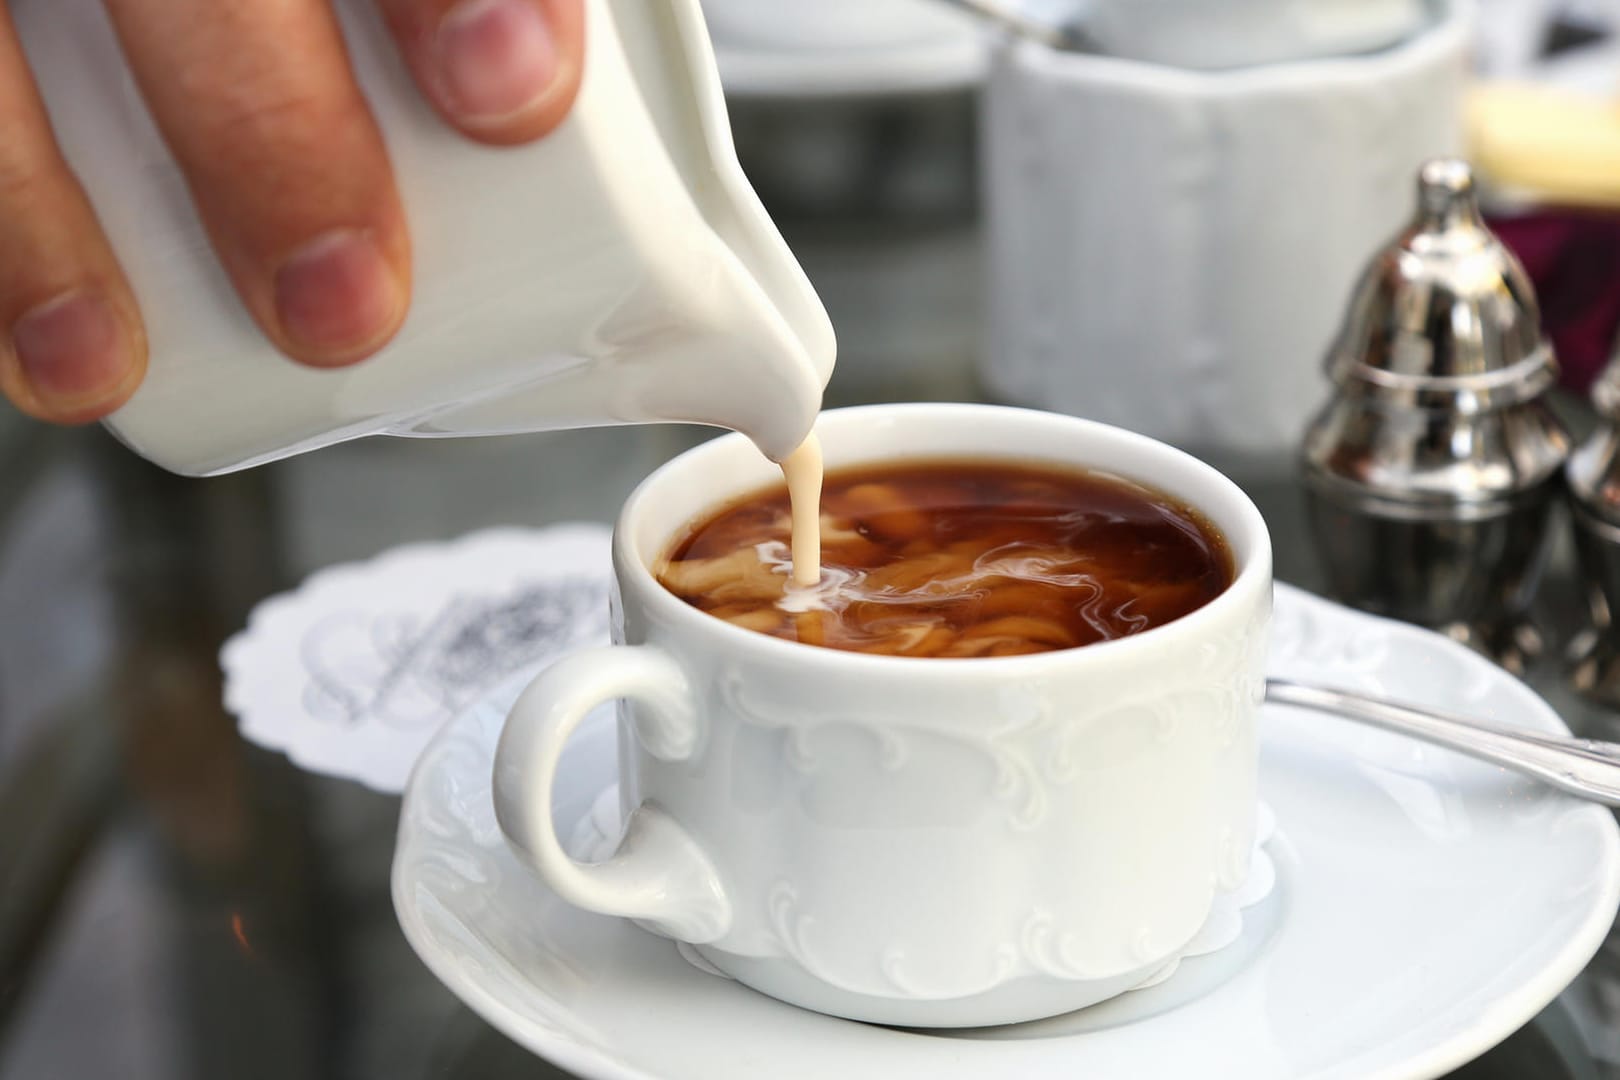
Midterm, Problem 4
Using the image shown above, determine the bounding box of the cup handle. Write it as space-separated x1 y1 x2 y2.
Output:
492 645 732 943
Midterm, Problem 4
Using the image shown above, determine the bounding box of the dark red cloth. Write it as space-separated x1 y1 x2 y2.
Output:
1486 209 1620 395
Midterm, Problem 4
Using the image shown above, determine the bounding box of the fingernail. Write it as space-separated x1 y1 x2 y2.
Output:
273 230 402 358
434 0 558 123
13 290 132 406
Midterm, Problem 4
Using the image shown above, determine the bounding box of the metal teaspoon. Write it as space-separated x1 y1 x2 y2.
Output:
1267 679 1620 806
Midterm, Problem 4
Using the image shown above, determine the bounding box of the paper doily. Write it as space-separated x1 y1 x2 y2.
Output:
222 525 613 793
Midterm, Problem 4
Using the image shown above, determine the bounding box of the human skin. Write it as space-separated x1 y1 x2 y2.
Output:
0 0 585 424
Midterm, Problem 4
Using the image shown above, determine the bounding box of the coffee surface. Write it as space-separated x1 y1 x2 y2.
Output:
656 459 1233 658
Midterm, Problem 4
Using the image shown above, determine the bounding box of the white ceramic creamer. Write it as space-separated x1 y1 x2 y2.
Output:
14 0 834 474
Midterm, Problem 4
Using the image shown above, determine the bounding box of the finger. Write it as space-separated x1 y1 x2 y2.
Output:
375 0 584 146
0 6 145 423
101 0 410 367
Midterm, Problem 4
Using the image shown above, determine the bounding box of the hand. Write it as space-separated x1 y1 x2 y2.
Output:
0 0 584 424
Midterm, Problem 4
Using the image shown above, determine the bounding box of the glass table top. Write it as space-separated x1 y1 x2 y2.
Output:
1 216 1617 1080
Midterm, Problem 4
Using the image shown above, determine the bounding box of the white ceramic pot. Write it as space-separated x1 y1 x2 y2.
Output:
492 403 1273 1027
1082 0 1428 70
978 1 1470 456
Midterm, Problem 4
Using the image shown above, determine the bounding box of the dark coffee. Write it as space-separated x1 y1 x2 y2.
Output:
656 459 1233 657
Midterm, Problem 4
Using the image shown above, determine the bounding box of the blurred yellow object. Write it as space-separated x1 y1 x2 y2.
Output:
1467 81 1620 208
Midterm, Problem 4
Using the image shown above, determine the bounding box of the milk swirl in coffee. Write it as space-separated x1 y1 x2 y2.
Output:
660 458 1232 657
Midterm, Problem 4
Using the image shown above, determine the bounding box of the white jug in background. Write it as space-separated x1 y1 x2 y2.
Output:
979 0 1468 458
14 0 834 475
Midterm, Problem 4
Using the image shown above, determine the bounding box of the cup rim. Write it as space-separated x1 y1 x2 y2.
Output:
614 403 1273 671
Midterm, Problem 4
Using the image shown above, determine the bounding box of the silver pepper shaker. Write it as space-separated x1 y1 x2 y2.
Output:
1300 159 1571 674
1567 352 1620 705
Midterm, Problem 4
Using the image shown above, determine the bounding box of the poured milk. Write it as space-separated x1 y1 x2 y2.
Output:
780 435 824 587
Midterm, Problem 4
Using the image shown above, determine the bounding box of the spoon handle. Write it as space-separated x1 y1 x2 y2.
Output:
1265 678 1620 807
930 0 1095 51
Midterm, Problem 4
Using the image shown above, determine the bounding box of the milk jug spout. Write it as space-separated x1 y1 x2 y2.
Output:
16 0 834 474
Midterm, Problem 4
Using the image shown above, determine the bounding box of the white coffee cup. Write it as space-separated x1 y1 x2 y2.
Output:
493 403 1273 1027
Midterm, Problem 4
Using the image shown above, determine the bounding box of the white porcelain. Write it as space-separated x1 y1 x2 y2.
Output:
979 0 1469 456
1081 0 1429 70
395 582 1620 1079
701 0 988 97
15 0 833 474
490 403 1273 1026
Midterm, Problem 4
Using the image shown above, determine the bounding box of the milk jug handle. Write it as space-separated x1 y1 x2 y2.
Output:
492 645 732 942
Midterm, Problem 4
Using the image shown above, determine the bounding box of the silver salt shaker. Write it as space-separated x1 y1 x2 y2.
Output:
1567 353 1620 705
1300 159 1571 674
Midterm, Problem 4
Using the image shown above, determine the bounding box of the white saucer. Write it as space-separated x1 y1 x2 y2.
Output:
393 584 1620 1080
